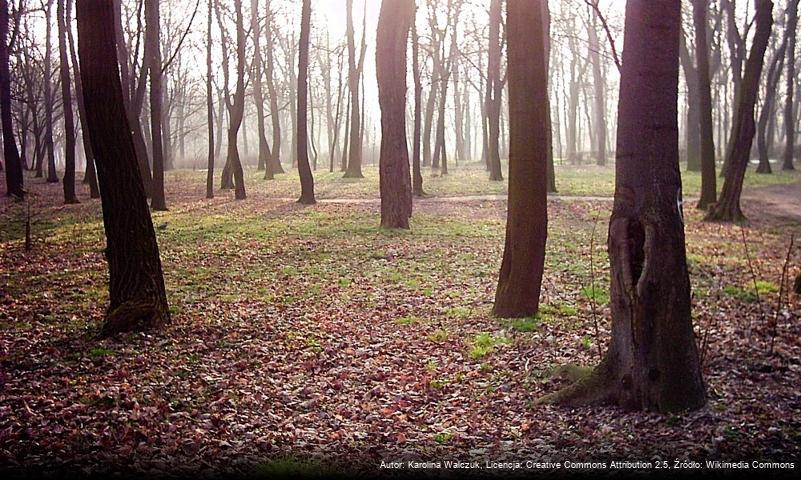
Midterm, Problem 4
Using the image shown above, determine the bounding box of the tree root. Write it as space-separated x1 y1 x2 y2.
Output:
536 363 614 407
101 299 169 337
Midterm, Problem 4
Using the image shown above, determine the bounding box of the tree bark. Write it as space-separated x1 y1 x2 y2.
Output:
0 0 23 197
296 0 315 204
493 0 548 318
205 0 214 199
58 0 79 204
756 35 786 174
544 0 706 413
588 4 607 167
44 0 58 183
693 0 717 209
343 0 364 178
76 0 170 336
707 0 774 222
377 0 413 229
264 3 283 175
251 0 272 178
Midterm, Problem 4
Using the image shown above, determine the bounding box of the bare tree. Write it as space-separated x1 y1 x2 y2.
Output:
1 0 23 197
297 0 315 204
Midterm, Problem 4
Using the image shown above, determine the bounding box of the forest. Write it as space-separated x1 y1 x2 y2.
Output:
0 0 800 477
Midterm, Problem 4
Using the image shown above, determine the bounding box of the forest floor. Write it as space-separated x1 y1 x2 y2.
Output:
1 164 800 477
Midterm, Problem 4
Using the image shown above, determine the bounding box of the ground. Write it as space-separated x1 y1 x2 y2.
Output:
1 164 800 476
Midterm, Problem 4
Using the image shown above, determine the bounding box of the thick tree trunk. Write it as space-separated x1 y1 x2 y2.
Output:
411 18 424 197
694 0 717 209
707 0 774 222
76 0 169 336
377 0 413 229
544 0 706 413
147 0 167 211
0 0 23 197
487 0 503 181
58 0 79 204
297 0 315 204
782 0 799 170
493 0 548 318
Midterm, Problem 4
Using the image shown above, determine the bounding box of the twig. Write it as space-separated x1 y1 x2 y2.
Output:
584 0 622 72
770 234 795 356
739 225 763 342
588 210 603 361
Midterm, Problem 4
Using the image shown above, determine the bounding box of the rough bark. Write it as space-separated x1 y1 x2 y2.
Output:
693 0 717 209
0 0 23 197
493 0 548 318
707 0 774 222
296 0 315 204
76 0 170 336
543 0 706 413
377 0 413 229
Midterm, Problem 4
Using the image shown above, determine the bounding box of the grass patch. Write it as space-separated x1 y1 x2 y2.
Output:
468 332 510 360
581 285 610 305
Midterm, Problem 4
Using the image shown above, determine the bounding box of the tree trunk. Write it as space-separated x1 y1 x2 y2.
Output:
205 0 214 199
44 0 58 183
264 3 283 175
693 0 717 209
493 0 548 318
228 0 246 199
58 0 79 204
251 0 272 178
67 0 99 198
707 0 774 222
411 18 424 196
296 0 315 204
344 0 364 178
756 35 786 174
147 0 167 211
0 0 22 197
377 0 413 228
544 0 706 413
782 0 799 170
487 0 503 181
76 0 169 336
588 5 607 167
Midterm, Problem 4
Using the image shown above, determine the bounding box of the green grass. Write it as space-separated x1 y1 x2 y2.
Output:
468 332 510 360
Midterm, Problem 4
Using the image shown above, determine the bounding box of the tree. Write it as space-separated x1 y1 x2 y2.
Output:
146 0 167 211
493 0 548 318
219 0 247 199
782 0 799 170
264 2 283 176
693 0 717 209
756 32 787 174
486 0 503 181
0 0 23 198
251 0 272 178
411 16 424 196
587 3 607 166
707 0 774 222
543 0 706 412
343 0 366 178
376 0 414 229
57 0 79 204
43 0 58 184
76 0 169 336
205 0 214 199
296 0 315 204
66 0 99 198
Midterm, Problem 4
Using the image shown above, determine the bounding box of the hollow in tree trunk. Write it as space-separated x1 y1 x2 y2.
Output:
541 0 706 413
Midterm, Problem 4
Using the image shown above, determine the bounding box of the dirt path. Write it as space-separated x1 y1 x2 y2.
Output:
741 181 801 224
